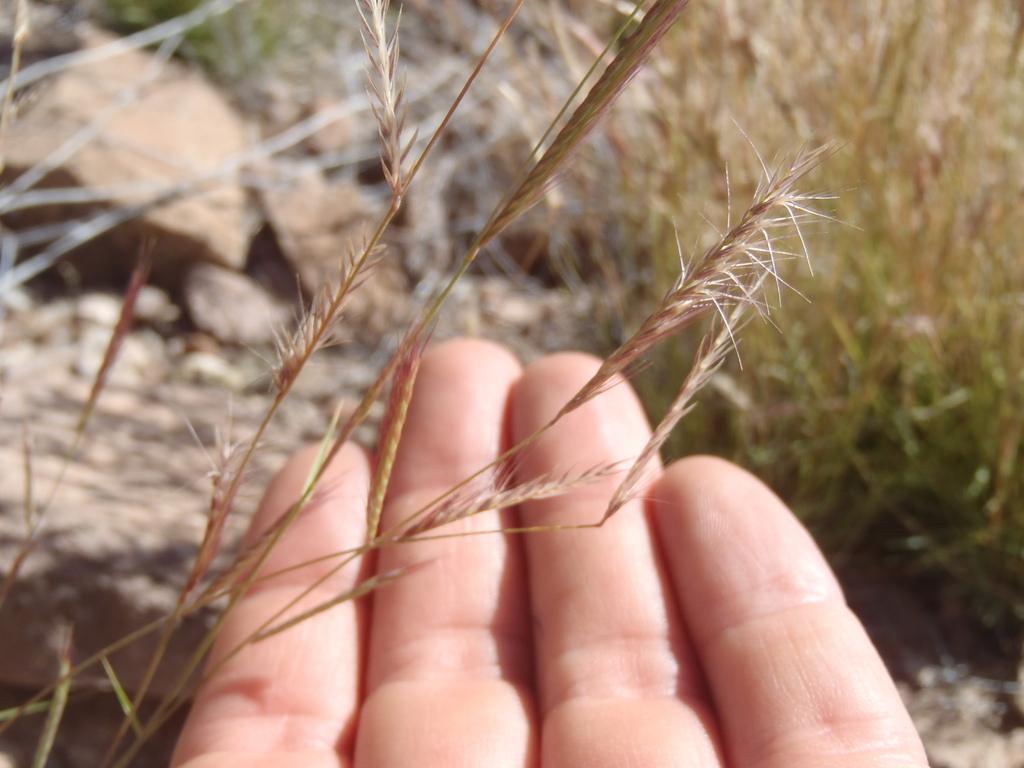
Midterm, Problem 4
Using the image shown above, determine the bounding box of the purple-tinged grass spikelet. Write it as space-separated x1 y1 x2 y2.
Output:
359 0 412 202
181 434 246 603
368 327 428 539
76 244 153 436
605 310 741 521
398 463 622 540
557 146 835 422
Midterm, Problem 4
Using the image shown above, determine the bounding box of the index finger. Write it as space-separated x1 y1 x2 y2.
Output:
172 442 372 768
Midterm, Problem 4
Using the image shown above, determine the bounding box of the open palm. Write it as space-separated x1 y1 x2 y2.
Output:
172 339 926 768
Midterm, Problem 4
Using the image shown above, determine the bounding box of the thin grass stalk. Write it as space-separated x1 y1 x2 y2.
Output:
416 0 691 336
110 543 379 768
3 255 164 754
102 431 244 765
401 0 526 188
75 246 153 436
100 612 184 765
107 581 263 767
112 604 312 766
0 0 28 178
251 567 409 643
155 408 385 745
184 242 392 643
502 2 648 193
20 422 34 532
0 700 49 722
288 336 401 501
111 354 425 766
0 552 320 745
482 0 692 245
102 434 265 765
604 310 742 521
2 244 147 613
0 610 184 741
181 436 245 603
30 628 72 768
101 657 143 738
0 425 37 613
196 408 351 608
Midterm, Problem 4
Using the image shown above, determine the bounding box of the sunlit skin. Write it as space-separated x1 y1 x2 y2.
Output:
172 338 927 768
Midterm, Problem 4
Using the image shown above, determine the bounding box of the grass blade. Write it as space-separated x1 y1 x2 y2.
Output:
101 657 143 738
31 628 73 768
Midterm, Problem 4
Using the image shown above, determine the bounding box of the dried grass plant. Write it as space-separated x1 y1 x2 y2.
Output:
0 0 832 764
613 1 1024 624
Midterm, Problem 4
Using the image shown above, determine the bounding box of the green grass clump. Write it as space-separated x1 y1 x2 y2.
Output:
613 1 1024 622
101 0 303 84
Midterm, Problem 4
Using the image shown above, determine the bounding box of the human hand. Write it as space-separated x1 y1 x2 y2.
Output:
172 339 927 768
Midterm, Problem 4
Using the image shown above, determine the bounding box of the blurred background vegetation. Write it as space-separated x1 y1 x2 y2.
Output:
612 1 1024 626
91 0 1024 624
99 0 346 94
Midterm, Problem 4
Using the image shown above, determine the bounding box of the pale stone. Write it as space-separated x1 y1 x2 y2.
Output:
1 24 251 288
258 164 411 343
182 262 291 347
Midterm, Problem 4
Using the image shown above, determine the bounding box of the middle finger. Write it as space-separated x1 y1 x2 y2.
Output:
511 353 722 767
355 339 535 767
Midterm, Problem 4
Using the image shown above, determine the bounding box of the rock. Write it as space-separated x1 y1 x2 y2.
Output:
74 292 123 328
258 164 410 342
257 163 379 293
181 261 291 347
0 24 251 290
74 325 169 387
0 285 34 313
177 350 249 390
906 674 1024 768
133 285 181 326
55 292 169 386
396 162 458 280
428 274 602 363
301 94 359 157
